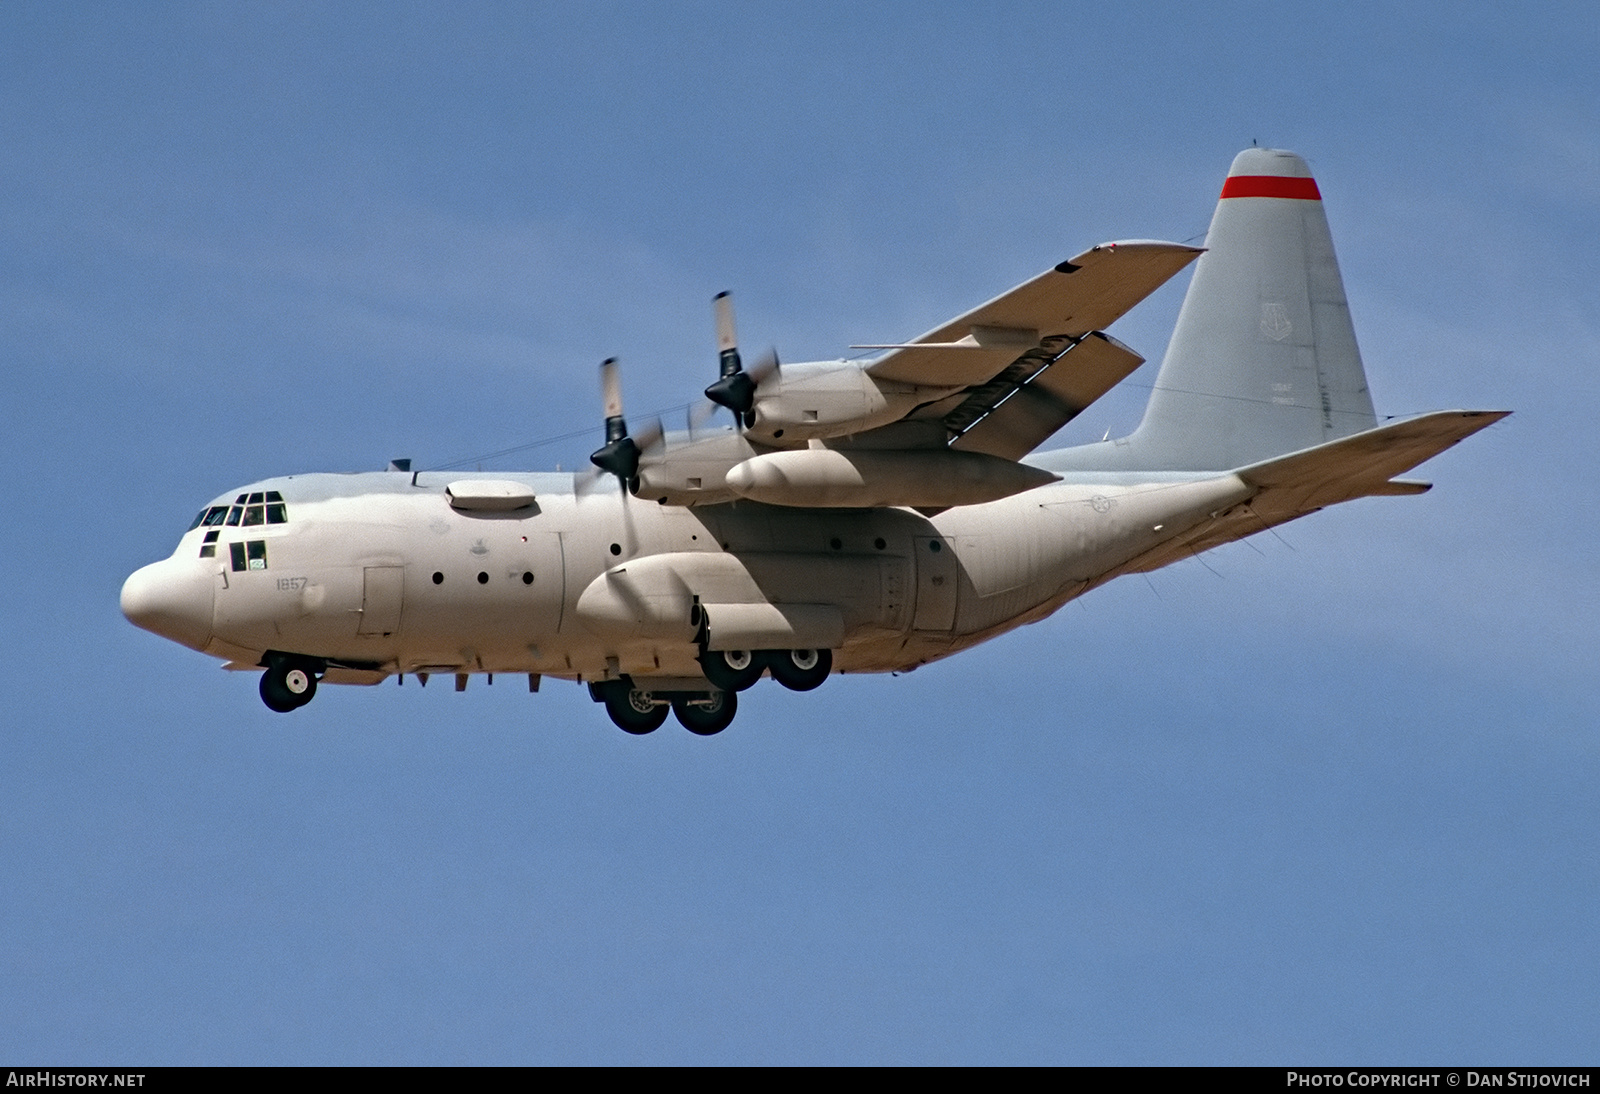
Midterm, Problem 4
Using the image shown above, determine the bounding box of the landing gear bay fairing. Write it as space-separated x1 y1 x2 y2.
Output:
121 150 1506 735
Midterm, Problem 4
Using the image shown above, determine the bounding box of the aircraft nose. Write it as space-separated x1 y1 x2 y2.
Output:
121 559 214 652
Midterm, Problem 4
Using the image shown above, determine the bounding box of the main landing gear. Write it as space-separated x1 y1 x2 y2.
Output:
594 647 833 736
259 657 320 713
699 647 833 693
592 678 738 736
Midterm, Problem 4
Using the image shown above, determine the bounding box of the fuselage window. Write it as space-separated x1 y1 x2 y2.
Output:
230 540 268 572
199 530 220 558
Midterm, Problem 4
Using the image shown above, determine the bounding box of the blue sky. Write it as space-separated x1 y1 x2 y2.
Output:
2 1 1596 1064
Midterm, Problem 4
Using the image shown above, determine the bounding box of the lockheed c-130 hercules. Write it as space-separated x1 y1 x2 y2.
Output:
121 148 1505 735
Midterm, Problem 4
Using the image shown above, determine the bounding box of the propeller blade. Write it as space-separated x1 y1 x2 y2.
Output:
619 489 639 557
600 356 624 421
714 291 741 373
748 345 780 386
573 465 606 499
633 415 665 457
688 398 720 435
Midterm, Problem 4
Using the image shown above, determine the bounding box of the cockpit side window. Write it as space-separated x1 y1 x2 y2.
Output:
230 540 268 572
189 506 229 531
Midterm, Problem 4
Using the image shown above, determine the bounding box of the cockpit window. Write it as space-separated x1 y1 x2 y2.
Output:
196 490 289 551
188 505 230 531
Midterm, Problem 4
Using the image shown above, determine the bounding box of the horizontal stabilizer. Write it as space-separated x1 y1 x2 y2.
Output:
1235 410 1508 512
1103 410 1507 578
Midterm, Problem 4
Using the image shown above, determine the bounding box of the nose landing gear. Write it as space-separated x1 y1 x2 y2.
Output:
591 677 738 736
259 658 319 713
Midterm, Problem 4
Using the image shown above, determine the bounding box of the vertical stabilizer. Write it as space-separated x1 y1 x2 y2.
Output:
1065 149 1377 471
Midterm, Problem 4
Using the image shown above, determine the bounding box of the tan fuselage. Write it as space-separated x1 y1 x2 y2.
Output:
127 471 1250 687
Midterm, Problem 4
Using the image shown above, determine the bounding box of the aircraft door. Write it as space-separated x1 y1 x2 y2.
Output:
912 536 956 631
357 565 404 636
523 532 565 636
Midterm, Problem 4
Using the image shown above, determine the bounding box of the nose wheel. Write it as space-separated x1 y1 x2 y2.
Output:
260 660 318 712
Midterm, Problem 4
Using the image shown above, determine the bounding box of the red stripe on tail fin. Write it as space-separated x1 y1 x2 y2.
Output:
1220 175 1322 200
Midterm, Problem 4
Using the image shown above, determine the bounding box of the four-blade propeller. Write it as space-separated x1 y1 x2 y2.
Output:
587 357 662 487
695 292 778 433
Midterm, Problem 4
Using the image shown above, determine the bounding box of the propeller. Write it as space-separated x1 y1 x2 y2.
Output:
696 292 778 431
585 358 663 487
577 359 661 557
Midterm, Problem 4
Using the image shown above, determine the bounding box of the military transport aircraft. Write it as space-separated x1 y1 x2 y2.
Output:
121 149 1506 735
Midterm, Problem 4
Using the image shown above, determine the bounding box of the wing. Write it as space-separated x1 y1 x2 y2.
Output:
854 240 1200 461
863 240 1201 388
944 330 1145 460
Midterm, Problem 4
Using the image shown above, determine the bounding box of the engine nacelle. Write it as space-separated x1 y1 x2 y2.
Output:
745 361 952 444
724 448 1060 509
